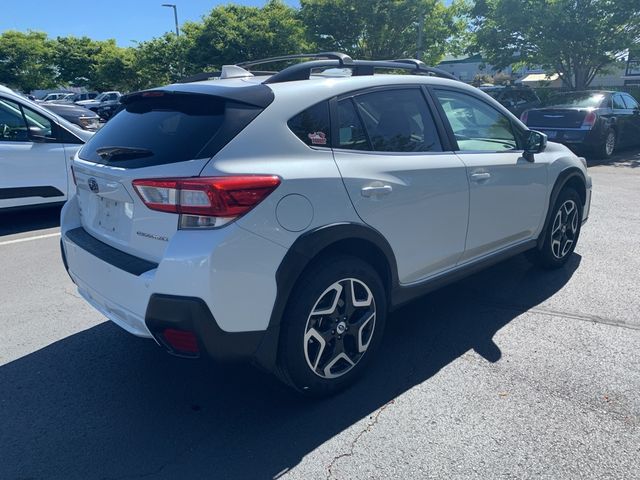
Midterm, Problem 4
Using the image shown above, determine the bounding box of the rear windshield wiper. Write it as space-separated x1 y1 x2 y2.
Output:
96 146 153 161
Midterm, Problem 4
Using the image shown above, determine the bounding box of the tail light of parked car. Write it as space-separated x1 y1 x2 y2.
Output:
520 111 528 124
132 175 281 229
582 111 597 129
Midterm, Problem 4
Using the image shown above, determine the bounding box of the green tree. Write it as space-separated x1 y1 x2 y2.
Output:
133 33 194 88
186 0 310 70
91 40 136 91
471 0 640 90
0 30 56 91
299 0 466 63
54 36 102 87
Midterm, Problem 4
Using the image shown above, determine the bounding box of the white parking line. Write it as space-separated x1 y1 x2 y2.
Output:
0 232 61 246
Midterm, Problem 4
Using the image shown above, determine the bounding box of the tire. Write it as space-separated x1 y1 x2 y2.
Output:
528 187 583 269
594 128 616 159
275 255 387 396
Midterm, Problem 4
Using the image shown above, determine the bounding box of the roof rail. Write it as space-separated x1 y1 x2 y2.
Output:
177 52 458 85
263 57 458 84
178 70 276 83
237 52 354 69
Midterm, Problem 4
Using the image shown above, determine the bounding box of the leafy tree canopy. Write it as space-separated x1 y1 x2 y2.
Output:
0 31 56 91
299 0 468 64
471 0 640 90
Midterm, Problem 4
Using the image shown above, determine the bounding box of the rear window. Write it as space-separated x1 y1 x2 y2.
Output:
80 93 263 168
545 92 607 108
287 101 331 147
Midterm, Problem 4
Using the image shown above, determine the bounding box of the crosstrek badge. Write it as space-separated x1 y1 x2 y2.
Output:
308 131 327 145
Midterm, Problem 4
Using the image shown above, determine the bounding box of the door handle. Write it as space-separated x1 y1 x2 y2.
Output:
361 185 393 198
470 172 491 182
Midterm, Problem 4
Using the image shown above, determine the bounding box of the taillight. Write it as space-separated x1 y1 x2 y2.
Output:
520 111 528 124
582 111 597 129
132 175 281 229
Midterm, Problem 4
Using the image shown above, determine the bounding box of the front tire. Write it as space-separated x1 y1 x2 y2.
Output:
528 187 583 269
276 255 387 396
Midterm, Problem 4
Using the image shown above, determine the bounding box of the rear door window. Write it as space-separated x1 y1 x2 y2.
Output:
612 94 627 110
353 89 442 152
80 93 263 168
336 99 370 151
288 101 331 147
622 94 639 110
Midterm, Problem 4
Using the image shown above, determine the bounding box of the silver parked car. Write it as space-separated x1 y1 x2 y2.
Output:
60 53 591 396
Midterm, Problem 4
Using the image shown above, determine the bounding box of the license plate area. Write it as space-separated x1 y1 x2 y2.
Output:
95 196 131 237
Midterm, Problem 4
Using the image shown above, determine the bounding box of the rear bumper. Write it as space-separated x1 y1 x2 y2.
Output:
61 231 269 360
533 127 604 149
60 195 287 361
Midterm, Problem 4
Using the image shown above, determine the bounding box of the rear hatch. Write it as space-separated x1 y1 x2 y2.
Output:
526 108 588 128
73 84 273 263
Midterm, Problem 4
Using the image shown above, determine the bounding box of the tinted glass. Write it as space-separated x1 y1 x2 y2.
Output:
337 99 370 150
288 101 330 147
434 89 518 151
22 106 53 138
482 89 501 99
81 94 233 167
503 90 537 105
353 89 442 152
547 92 608 108
613 94 626 109
0 98 28 141
622 94 639 109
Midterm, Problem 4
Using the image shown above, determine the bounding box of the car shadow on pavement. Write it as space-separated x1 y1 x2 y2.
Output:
586 147 640 168
0 205 62 237
0 253 580 480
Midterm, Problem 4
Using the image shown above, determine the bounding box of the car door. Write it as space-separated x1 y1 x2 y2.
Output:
431 88 548 263
612 93 633 148
331 86 470 285
621 93 640 146
0 96 69 209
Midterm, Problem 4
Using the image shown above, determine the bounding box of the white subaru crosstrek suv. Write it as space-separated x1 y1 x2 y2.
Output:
60 54 591 396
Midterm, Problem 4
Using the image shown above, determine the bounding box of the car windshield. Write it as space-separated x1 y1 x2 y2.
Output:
545 92 607 108
94 93 107 101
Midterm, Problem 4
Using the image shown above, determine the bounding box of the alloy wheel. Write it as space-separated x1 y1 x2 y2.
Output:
550 199 579 259
605 131 615 157
303 278 376 379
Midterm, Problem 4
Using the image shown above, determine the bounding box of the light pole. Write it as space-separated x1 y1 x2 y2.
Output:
162 4 179 37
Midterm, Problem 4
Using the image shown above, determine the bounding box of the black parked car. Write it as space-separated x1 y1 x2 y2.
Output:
521 90 640 158
480 86 541 117
40 102 101 131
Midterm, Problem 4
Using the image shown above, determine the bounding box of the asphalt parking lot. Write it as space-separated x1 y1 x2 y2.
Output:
1 150 639 480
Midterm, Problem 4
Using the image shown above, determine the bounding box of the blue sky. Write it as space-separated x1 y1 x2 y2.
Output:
1 0 300 47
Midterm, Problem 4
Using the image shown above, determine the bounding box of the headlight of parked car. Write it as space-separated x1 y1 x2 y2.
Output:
78 116 101 130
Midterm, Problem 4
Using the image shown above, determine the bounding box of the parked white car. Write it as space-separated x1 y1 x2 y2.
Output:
0 88 93 210
60 54 592 396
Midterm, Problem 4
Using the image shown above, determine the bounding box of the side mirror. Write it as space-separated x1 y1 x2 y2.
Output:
524 130 547 161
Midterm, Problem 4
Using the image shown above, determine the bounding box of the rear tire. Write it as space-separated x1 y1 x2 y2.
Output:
275 255 387 396
528 187 583 269
594 128 616 159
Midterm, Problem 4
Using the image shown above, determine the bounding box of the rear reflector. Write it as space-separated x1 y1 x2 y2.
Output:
132 175 280 228
163 328 199 354
520 111 528 124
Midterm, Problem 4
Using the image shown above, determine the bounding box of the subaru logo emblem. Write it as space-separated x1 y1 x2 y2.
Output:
88 177 99 193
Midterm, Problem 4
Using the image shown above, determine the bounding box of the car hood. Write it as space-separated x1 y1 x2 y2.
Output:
42 103 99 117
76 99 100 107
